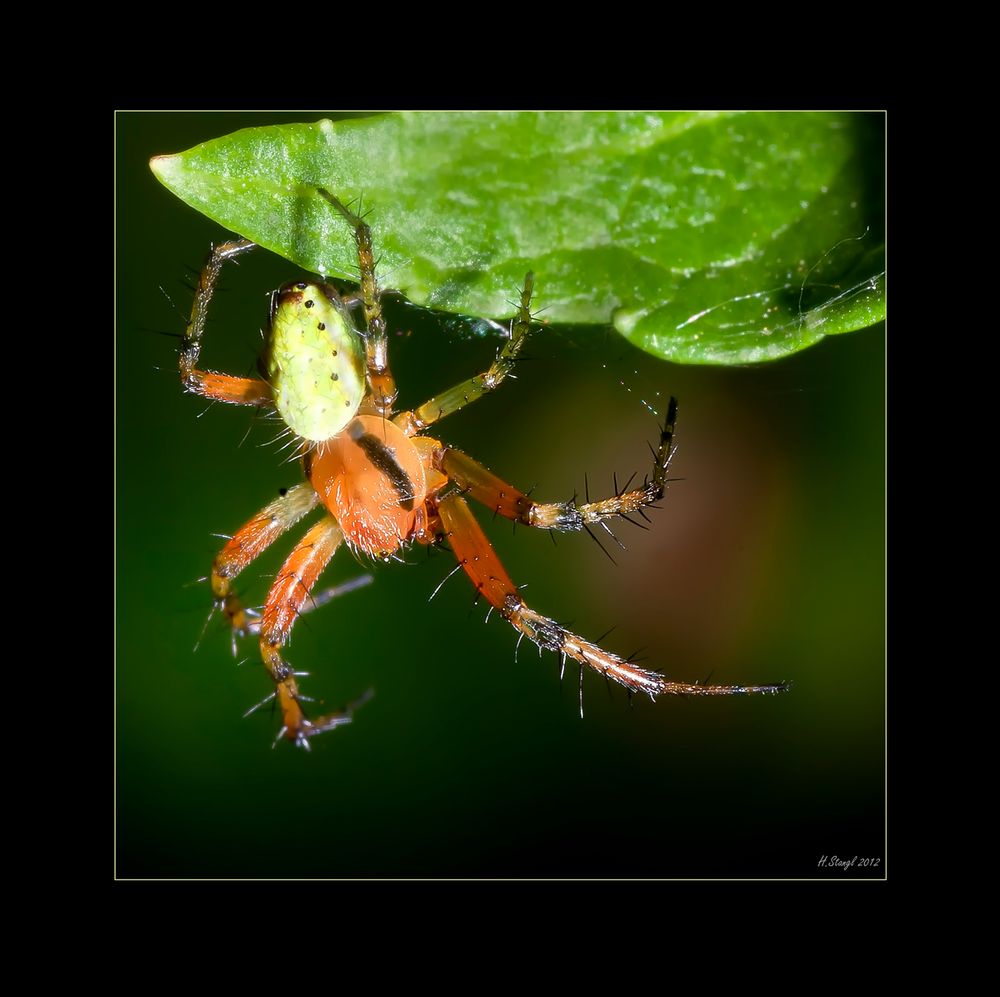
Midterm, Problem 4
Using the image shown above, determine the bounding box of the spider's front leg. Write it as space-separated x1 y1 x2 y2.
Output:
434 495 789 716
435 397 681 549
207 487 371 744
179 238 273 406
209 483 321 649
254 516 370 748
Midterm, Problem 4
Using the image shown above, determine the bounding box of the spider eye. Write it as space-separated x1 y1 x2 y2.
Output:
266 283 366 442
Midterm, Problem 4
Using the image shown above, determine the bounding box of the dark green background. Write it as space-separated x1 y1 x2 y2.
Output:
116 112 885 879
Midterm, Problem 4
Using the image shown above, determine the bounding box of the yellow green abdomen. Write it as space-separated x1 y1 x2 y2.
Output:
266 282 366 442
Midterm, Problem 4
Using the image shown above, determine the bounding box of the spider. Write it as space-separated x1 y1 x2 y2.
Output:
179 189 789 749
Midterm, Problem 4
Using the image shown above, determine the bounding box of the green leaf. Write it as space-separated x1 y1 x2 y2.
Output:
150 112 884 365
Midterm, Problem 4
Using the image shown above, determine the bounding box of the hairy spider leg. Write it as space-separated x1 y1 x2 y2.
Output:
435 494 789 715
317 189 397 414
395 273 536 437
179 238 273 406
434 397 680 543
256 516 365 746
210 483 321 647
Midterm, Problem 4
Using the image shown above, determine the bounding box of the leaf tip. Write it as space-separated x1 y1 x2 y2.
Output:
149 153 182 186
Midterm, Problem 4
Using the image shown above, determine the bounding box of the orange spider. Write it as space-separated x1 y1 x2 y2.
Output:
180 190 789 749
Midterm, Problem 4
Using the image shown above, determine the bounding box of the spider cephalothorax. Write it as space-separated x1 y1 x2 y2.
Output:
179 189 789 749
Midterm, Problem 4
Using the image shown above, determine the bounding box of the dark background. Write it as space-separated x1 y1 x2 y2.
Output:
116 112 885 879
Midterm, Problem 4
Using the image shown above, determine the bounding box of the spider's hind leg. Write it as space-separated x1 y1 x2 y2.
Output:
179 238 273 406
394 272 536 436
317 188 397 414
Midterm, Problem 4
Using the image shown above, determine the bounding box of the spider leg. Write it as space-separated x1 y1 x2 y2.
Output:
434 397 680 535
436 494 789 707
257 516 366 747
292 574 374 618
394 273 535 436
316 189 397 414
179 238 273 406
209 483 321 646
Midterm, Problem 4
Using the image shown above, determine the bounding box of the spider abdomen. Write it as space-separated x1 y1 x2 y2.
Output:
310 415 427 557
266 282 367 442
